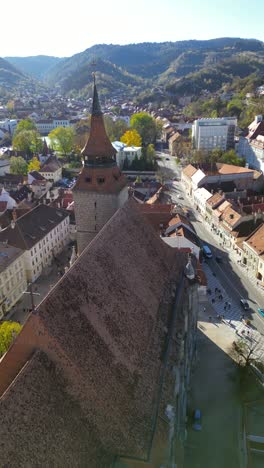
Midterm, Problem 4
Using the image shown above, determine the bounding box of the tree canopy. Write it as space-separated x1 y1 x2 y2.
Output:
130 112 158 146
48 126 75 156
9 156 28 175
28 156 41 172
12 129 42 157
120 129 142 147
0 321 22 357
14 118 37 135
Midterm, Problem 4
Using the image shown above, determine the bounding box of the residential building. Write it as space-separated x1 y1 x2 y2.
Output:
238 115 264 171
0 243 27 318
192 117 237 151
36 118 70 135
28 171 51 199
0 199 202 467
193 187 212 217
112 141 142 169
181 163 260 197
39 156 62 183
162 214 201 259
243 224 264 281
73 81 128 253
0 174 24 190
0 188 17 209
0 119 17 135
0 205 70 282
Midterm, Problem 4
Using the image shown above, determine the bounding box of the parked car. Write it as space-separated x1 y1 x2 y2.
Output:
202 245 213 259
166 157 170 161
215 255 222 263
257 307 264 317
193 409 202 431
240 299 250 310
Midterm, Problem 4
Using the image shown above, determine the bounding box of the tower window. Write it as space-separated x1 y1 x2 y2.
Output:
97 177 105 184
85 177 91 183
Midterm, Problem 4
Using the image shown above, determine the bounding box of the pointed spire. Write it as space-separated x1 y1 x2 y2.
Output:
81 76 116 165
91 73 102 116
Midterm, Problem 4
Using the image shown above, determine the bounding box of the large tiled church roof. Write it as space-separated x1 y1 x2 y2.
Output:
0 199 187 466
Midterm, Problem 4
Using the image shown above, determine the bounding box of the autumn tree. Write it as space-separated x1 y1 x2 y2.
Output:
14 118 37 135
0 321 22 357
9 156 28 175
28 156 41 173
121 129 142 147
130 112 158 146
230 338 264 368
48 127 75 156
12 129 42 157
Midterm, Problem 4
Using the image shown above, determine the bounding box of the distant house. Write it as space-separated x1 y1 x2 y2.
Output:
112 141 142 169
238 115 264 171
39 156 62 183
36 118 70 135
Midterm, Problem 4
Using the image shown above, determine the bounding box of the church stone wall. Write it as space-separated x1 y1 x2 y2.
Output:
74 191 123 253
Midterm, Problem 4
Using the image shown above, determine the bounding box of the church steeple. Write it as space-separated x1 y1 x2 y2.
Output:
81 77 116 166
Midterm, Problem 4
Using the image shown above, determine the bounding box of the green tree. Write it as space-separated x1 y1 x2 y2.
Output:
130 112 158 146
0 321 22 357
13 129 42 157
48 127 75 156
146 144 156 164
220 149 245 166
9 156 28 175
28 156 41 173
121 129 142 147
14 118 37 135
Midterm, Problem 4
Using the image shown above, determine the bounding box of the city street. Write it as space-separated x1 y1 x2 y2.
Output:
158 155 264 336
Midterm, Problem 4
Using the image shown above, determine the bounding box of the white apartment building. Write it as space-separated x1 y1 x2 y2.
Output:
112 141 142 169
36 119 70 135
0 205 70 282
0 244 27 318
192 117 237 151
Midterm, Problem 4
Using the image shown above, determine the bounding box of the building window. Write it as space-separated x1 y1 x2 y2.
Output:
97 177 105 184
85 177 91 182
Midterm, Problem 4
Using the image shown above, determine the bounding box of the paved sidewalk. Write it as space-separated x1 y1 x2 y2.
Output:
184 303 244 468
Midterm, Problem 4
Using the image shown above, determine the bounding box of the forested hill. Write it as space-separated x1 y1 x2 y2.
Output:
3 38 264 99
5 55 63 80
0 57 27 86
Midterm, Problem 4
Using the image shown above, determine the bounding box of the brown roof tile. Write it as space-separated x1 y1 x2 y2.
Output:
0 199 188 464
244 223 264 255
182 164 197 178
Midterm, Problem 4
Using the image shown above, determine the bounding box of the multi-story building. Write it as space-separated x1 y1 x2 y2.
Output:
73 81 128 253
243 224 264 281
36 118 70 135
0 205 70 282
0 119 17 135
0 243 27 318
192 117 237 151
238 115 264 171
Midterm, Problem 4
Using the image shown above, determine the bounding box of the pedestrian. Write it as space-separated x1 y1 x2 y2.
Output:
228 302 231 310
209 316 212 321
215 287 218 293
224 305 226 311
241 330 245 336
203 307 206 313
229 319 232 325
212 298 215 304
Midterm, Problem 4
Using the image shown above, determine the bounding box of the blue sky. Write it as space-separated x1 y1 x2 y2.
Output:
2 0 264 57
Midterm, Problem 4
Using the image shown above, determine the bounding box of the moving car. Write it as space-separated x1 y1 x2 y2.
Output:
193 409 202 431
257 307 264 317
215 255 222 263
240 299 250 310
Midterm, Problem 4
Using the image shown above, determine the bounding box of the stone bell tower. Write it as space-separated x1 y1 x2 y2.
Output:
73 78 128 253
